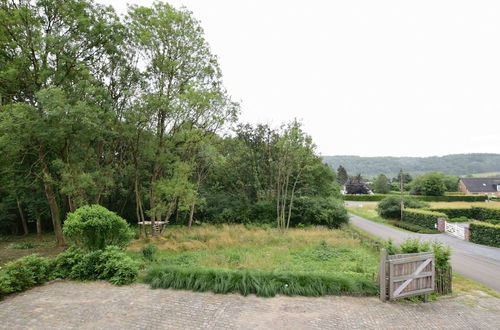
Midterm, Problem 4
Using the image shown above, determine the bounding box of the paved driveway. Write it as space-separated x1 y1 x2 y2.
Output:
347 207 500 292
0 281 499 329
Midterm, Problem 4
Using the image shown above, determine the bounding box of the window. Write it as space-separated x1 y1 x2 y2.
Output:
497 184 500 192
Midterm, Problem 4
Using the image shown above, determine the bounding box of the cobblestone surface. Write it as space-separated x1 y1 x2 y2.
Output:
1 281 499 329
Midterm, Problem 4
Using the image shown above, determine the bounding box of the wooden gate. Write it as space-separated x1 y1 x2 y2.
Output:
380 250 435 301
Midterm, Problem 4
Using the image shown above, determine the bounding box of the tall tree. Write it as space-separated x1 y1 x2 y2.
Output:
127 3 237 234
336 165 349 185
0 0 128 245
372 174 391 194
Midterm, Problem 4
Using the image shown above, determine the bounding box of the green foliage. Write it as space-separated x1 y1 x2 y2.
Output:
372 174 391 194
469 221 500 247
394 221 439 234
402 209 447 229
52 246 85 279
0 254 52 296
63 205 134 251
6 242 35 249
56 246 139 285
484 219 500 225
336 165 349 185
144 265 378 297
141 243 158 262
377 196 428 219
343 194 389 201
291 197 349 228
411 172 448 196
345 175 371 194
448 217 469 223
385 239 451 270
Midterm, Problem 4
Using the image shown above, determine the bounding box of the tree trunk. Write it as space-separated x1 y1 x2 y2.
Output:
39 149 66 246
188 202 195 228
36 214 42 239
17 198 29 235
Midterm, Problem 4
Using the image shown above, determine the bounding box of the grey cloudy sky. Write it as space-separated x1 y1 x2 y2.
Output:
98 0 500 157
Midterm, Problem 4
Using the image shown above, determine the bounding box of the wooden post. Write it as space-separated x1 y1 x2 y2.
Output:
379 248 387 301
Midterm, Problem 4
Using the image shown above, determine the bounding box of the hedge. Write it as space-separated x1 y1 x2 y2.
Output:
343 194 487 202
402 209 447 230
431 206 500 221
394 221 439 234
469 221 500 247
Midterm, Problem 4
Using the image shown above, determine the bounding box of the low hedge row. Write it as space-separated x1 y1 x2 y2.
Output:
430 206 500 221
402 209 447 230
1 246 139 298
343 194 487 202
394 221 439 234
144 265 378 297
469 221 500 247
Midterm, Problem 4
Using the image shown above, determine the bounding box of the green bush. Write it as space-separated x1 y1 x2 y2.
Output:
469 221 500 247
141 243 158 262
63 205 134 251
291 196 349 228
413 195 487 202
377 196 429 219
144 265 377 297
484 219 500 225
63 246 139 285
52 246 85 278
0 254 52 296
402 209 447 229
394 221 439 234
385 239 451 270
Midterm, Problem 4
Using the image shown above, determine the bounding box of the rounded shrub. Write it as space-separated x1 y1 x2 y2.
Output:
377 196 428 219
63 205 134 251
291 196 349 228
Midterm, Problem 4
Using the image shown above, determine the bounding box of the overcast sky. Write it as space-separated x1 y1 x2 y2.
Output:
98 0 500 157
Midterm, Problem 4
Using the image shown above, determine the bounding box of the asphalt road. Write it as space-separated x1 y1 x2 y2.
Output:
348 212 500 292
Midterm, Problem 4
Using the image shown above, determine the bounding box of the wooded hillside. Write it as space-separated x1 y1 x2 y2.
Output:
323 153 500 177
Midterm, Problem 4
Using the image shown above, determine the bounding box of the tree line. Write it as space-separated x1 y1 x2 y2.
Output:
0 0 343 244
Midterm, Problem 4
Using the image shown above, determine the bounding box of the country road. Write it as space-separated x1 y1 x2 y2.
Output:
348 212 500 292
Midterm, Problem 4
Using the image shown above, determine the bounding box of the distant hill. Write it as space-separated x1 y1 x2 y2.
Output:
322 153 500 178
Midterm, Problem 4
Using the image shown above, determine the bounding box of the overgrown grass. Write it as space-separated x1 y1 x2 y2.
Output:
144 265 378 297
132 224 379 297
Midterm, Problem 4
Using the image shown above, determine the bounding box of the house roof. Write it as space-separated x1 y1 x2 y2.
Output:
460 177 500 192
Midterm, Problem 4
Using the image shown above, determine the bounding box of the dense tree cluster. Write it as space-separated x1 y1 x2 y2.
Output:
0 0 342 242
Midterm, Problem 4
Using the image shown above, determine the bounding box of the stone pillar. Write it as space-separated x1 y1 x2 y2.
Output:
437 217 446 232
464 227 470 241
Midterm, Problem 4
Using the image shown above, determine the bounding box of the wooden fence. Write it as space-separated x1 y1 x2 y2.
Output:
380 250 435 301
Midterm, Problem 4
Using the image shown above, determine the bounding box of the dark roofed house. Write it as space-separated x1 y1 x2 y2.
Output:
459 178 500 197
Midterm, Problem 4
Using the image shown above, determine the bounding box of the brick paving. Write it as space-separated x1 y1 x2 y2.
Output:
0 280 499 329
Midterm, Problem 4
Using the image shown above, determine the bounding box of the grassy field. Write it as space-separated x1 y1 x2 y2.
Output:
129 224 378 278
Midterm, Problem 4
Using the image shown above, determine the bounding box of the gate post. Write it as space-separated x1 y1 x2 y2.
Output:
379 249 387 302
437 217 446 232
463 227 470 241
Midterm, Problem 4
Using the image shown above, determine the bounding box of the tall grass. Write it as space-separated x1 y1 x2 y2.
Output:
144 265 378 297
